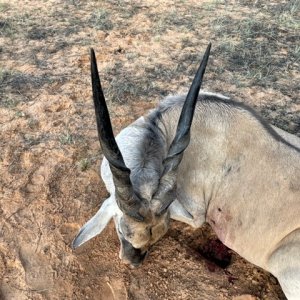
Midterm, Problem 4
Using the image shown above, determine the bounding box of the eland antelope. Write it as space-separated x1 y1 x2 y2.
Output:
73 44 300 299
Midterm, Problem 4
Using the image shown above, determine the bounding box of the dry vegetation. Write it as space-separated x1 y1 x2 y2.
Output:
0 0 299 299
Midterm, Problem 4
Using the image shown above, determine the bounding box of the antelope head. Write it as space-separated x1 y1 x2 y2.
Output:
72 44 211 267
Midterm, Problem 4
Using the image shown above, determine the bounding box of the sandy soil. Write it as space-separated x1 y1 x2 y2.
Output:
1 0 298 299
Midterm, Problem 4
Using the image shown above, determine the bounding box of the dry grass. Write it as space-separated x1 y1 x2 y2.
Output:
212 14 299 91
89 9 114 31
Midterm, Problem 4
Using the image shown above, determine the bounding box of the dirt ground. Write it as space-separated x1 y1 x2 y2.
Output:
0 0 299 299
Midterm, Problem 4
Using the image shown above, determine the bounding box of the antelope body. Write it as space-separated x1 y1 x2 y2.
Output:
73 45 300 299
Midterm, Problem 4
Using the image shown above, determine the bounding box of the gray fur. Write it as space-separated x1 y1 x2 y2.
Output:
74 91 300 299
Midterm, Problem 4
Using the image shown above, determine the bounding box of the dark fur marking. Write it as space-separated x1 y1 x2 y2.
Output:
121 237 147 266
130 110 167 198
203 95 300 153
155 94 300 153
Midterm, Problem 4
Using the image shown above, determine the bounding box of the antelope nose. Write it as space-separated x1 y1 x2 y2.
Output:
128 251 148 268
120 237 149 267
121 249 148 268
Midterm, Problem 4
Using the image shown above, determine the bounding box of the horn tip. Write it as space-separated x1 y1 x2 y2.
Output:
90 48 96 60
205 43 212 55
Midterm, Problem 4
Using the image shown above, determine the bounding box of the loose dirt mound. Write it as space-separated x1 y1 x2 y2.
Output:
1 0 298 299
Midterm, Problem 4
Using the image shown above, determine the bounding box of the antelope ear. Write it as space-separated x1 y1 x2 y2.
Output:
169 199 194 223
72 196 118 249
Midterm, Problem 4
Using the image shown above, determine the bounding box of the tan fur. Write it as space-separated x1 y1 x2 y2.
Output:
158 99 300 299
162 101 300 268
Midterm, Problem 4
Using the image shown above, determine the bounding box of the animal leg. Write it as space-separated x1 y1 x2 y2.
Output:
268 229 300 300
